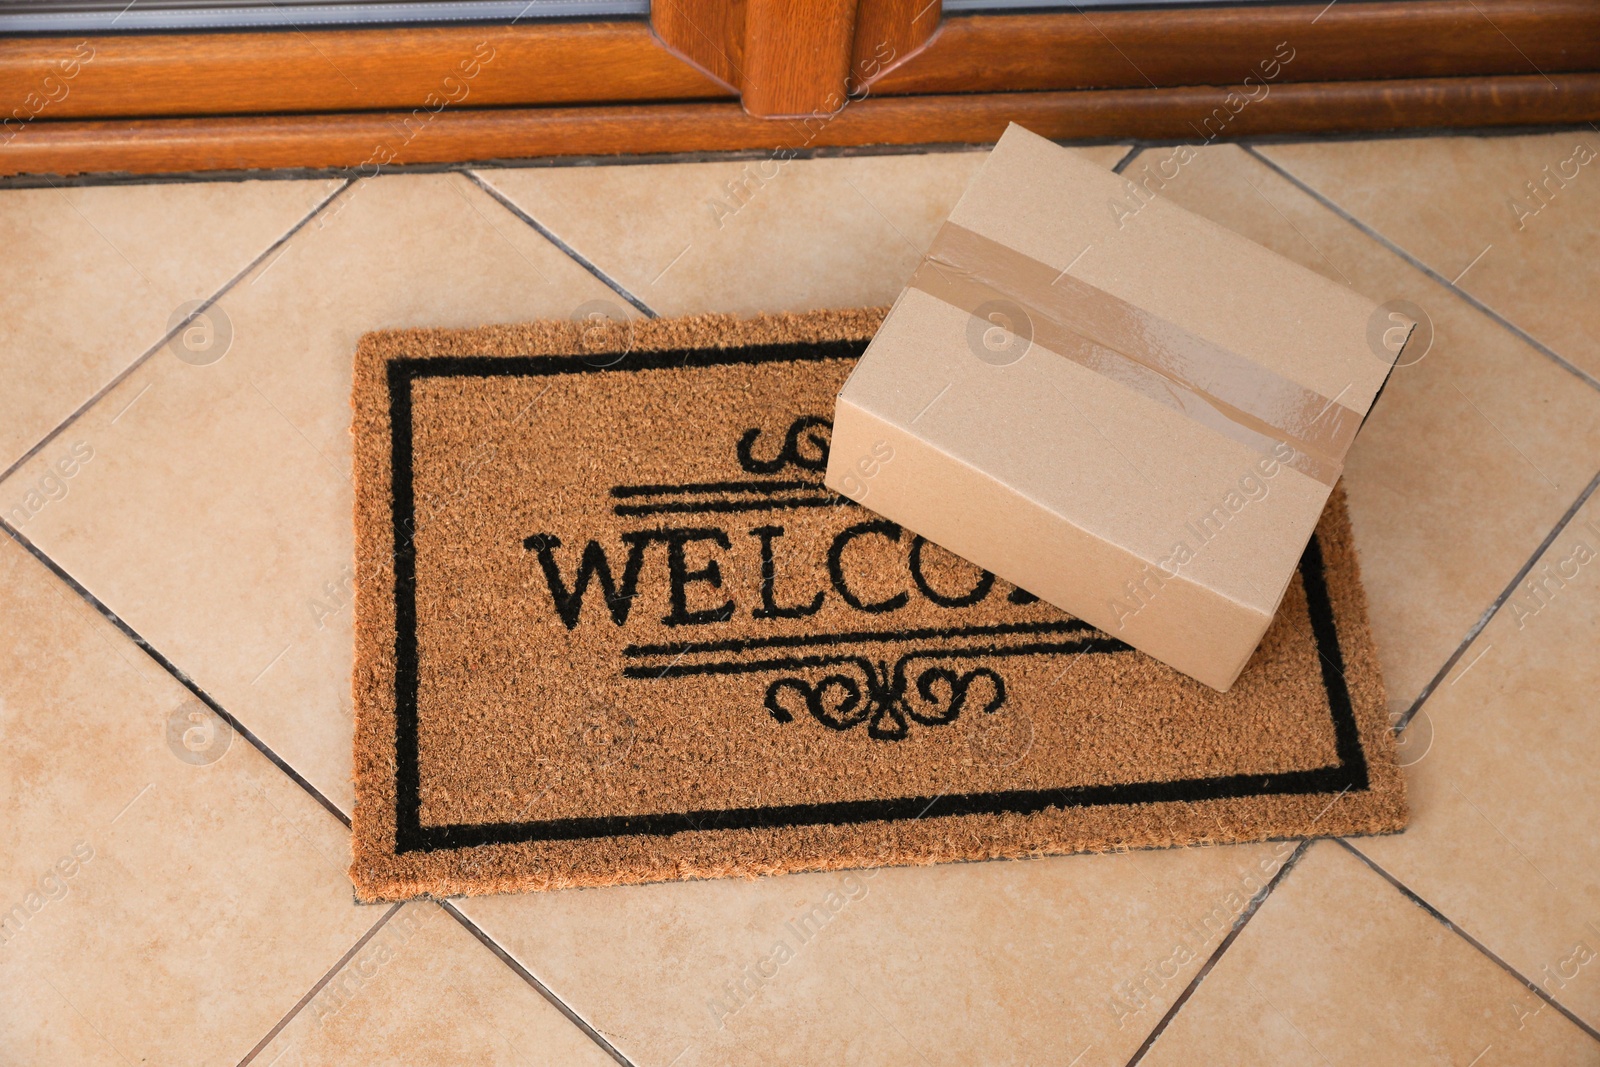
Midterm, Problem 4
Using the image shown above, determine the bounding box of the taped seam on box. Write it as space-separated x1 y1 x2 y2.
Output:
909 222 1361 488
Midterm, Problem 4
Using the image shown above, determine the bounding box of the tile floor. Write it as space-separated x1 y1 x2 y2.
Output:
1 130 1597 1065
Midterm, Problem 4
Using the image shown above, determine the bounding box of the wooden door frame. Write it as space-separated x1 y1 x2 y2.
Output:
1 0 1596 178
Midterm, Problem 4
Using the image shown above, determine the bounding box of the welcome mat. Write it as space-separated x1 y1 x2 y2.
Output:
350 309 1406 902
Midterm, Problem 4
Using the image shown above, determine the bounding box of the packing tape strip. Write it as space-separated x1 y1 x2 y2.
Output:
909 222 1358 487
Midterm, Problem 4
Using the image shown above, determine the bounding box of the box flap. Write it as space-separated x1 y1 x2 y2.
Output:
947 125 1395 422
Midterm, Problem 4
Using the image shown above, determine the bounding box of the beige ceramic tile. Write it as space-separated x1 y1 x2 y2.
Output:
1140 842 1597 1067
10 140 1591 1065
460 838 1309 1066
0 172 628 813
0 147 1356 1067
472 144 1130 317
1258 132 1600 380
0 533 380 1065
0 176 341 474
1352 488 1600 1029
251 902 615 1066
1131 143 1600 714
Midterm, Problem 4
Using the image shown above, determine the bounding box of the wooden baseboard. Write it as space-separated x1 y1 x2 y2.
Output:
2 0 1594 175
3 73 1597 179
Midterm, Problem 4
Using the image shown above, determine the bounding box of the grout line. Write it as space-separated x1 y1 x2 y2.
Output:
461 170 659 319
1111 145 1143 174
1395 466 1600 731
0 517 353 828
1124 841 1312 1066
0 179 354 488
235 902 404 1066
1336 840 1600 1044
1240 144 1600 395
439 901 638 1067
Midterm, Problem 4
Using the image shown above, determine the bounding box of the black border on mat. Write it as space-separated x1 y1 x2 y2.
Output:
384 338 1370 855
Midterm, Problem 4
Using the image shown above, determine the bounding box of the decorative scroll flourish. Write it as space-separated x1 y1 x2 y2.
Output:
736 415 832 475
762 655 1007 741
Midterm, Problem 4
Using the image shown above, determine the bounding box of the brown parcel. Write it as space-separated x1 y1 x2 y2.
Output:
825 124 1403 691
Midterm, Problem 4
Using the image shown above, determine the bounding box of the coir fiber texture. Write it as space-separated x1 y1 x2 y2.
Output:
350 309 1407 902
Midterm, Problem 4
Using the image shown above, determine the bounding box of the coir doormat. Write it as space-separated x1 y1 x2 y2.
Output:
350 309 1406 901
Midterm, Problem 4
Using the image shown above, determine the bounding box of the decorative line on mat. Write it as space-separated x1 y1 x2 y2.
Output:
382 343 1368 855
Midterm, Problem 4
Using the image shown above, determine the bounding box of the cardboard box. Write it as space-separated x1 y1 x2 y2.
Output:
825 125 1403 691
